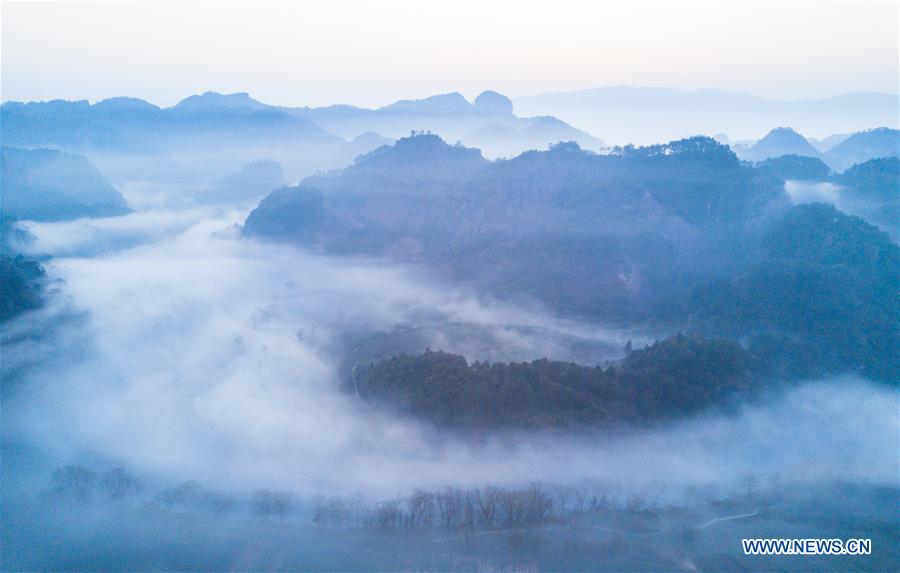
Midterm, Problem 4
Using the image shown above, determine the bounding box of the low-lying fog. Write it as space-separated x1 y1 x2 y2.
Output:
784 179 897 240
3 204 897 503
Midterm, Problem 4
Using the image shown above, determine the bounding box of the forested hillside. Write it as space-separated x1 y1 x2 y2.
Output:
0 255 44 322
246 134 789 318
686 203 899 381
357 335 764 430
1 146 130 221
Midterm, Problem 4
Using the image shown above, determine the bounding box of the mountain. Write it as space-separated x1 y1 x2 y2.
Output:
738 128 822 162
740 127 899 173
0 93 346 182
835 157 900 237
194 159 285 206
755 155 832 181
1 90 607 181
0 146 130 221
245 134 788 319
378 92 476 116
473 90 514 116
809 132 852 152
285 91 604 158
340 132 396 163
839 157 899 201
824 128 900 172
514 87 899 145
245 133 492 252
171 91 270 112
686 203 899 381
463 116 604 158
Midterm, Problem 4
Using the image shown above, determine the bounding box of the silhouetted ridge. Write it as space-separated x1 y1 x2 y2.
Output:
172 91 269 112
741 127 822 162
616 135 737 163
839 157 899 200
826 127 900 172
756 154 832 181
355 132 484 165
380 93 473 116
474 90 514 116
356 335 764 430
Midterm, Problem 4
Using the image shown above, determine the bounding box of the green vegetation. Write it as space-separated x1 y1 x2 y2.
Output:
839 156 899 200
0 255 45 322
245 134 788 319
686 203 898 381
825 127 900 172
357 335 763 430
756 154 832 181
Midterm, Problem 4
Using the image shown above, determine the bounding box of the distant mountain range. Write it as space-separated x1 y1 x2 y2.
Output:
735 126 899 172
2 87 896 192
514 86 899 145
284 90 603 156
752 153 899 238
0 92 345 182
0 90 603 184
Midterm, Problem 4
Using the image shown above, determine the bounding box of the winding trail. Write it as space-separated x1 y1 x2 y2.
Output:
693 505 778 530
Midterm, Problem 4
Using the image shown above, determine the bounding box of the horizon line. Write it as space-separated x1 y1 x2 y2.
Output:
2 85 898 110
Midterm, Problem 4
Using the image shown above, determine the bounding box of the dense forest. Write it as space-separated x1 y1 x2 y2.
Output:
356 335 765 430
685 203 899 382
839 156 899 199
756 154 832 181
0 255 44 323
246 134 789 318
243 133 900 428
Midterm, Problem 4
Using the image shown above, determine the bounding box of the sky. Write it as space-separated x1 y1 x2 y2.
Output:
1 0 898 108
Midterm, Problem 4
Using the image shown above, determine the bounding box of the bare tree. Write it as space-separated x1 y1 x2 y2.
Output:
462 489 477 535
406 489 436 529
313 496 350 527
523 483 552 523
437 487 464 530
499 489 526 528
476 486 501 527
250 489 293 519
740 472 760 498
372 499 403 529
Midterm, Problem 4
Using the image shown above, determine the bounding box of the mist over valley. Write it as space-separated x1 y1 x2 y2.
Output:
1 3 898 569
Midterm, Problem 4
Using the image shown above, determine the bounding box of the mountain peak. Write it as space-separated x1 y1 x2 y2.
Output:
356 132 484 164
474 91 513 116
173 91 268 111
742 126 820 162
379 92 474 116
763 127 807 140
93 97 160 112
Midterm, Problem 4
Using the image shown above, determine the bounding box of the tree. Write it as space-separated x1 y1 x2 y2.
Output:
250 489 293 518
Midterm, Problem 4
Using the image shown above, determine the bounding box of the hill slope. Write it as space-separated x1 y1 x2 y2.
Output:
1 146 130 221
245 134 788 319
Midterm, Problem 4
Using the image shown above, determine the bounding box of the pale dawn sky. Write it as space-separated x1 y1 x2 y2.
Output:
1 0 898 107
